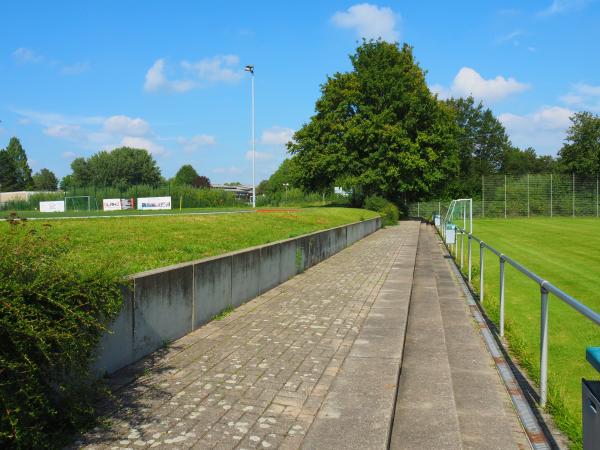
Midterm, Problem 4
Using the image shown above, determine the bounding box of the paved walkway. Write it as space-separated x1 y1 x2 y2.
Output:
75 222 530 449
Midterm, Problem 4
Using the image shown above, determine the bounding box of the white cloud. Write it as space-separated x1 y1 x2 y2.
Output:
104 115 150 136
332 3 400 42
499 106 573 154
62 151 77 159
245 150 274 161
560 83 600 111
145 55 244 93
121 136 166 155
12 47 43 64
16 109 167 155
44 124 85 141
144 59 196 93
538 0 592 16
178 134 216 152
181 55 244 83
260 126 295 146
431 67 530 103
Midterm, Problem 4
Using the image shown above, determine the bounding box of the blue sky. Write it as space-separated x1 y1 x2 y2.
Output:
1 1 599 183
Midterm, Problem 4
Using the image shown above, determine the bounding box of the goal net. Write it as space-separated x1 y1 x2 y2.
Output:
64 196 98 211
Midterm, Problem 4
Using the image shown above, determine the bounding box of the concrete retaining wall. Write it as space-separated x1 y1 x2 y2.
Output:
94 217 381 374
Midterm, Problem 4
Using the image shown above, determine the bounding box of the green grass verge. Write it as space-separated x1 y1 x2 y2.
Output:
452 218 600 449
0 207 378 276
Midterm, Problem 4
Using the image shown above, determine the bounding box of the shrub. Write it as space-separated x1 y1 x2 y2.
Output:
0 218 123 448
364 195 400 226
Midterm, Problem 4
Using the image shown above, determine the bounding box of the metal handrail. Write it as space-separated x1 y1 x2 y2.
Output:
435 217 600 408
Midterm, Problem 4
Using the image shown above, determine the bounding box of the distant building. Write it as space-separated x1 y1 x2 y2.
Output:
212 184 253 201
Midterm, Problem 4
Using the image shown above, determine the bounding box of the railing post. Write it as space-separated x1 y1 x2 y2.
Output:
540 285 549 407
499 256 505 337
460 230 465 269
468 235 472 282
479 242 485 303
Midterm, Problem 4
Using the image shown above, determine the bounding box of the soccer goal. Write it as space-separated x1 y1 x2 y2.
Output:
64 195 98 212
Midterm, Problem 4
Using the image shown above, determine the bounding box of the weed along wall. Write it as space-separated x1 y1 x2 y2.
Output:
94 217 381 374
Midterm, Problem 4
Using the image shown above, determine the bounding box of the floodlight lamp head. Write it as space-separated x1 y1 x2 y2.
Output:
244 65 254 74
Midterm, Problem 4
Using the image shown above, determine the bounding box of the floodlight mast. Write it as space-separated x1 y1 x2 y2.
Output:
244 64 256 208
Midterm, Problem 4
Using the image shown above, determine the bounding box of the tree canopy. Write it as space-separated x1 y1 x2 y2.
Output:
69 147 162 187
32 169 58 191
288 40 460 203
558 112 600 175
0 137 33 191
173 164 200 185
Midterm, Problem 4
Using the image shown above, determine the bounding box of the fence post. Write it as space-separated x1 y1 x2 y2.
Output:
417 202 420 218
468 235 472 282
482 174 485 218
572 172 575 217
479 242 485 303
504 175 507 219
540 286 549 407
550 173 553 218
527 173 530 218
499 256 505 337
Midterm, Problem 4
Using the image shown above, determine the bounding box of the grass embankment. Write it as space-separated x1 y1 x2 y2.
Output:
0 206 248 219
456 218 600 448
2 207 378 276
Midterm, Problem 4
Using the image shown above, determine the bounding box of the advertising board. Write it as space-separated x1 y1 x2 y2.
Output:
137 196 171 210
40 200 65 213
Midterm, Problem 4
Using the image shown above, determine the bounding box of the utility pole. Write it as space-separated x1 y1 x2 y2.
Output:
245 65 256 208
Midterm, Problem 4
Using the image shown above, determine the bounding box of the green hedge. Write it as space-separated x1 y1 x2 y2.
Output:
364 196 400 226
0 218 123 448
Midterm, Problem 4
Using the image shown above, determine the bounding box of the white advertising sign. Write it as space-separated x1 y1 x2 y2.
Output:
40 200 65 213
137 196 172 210
103 199 122 211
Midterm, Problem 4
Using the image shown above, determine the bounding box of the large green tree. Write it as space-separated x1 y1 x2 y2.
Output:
261 158 297 194
0 150 18 192
3 137 33 190
173 164 200 185
558 111 600 175
32 168 59 191
500 147 557 175
444 96 512 194
69 147 162 187
288 41 460 204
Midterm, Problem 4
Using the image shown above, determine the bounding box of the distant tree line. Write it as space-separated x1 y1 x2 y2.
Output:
258 40 600 205
0 139 214 193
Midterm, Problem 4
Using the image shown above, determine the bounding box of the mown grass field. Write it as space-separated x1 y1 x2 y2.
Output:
1 207 377 276
454 218 600 448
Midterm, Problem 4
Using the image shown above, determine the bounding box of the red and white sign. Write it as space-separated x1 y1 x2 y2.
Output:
103 198 136 211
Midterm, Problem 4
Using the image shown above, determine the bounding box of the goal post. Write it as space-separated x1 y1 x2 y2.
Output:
64 195 98 211
444 198 473 234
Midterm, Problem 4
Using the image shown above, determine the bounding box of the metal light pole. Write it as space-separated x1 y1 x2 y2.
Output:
244 64 256 208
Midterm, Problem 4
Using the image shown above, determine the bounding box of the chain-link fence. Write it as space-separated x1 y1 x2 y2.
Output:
408 173 600 219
